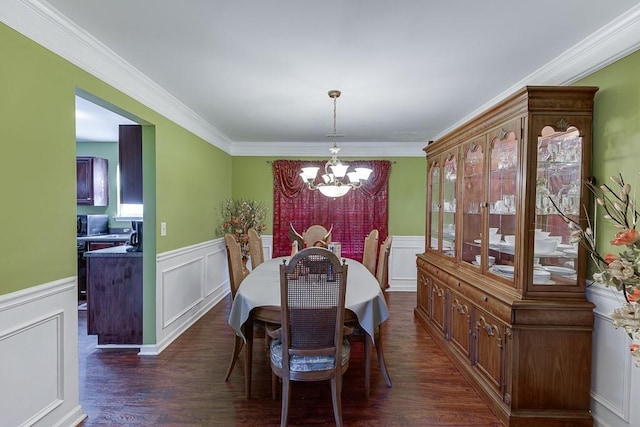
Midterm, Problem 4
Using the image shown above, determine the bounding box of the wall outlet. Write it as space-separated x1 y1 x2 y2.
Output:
160 222 167 236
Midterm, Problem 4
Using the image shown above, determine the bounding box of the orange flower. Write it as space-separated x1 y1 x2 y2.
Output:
628 288 640 303
610 229 640 246
630 344 640 353
604 253 619 264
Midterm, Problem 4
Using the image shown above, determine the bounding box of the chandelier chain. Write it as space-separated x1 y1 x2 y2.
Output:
333 95 337 145
298 89 372 198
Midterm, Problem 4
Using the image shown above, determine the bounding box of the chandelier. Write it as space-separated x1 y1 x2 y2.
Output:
299 90 373 198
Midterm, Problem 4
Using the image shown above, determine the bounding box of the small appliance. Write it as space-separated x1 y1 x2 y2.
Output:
127 220 143 252
77 214 109 236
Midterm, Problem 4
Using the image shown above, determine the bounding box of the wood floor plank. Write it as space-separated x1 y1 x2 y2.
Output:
78 292 502 426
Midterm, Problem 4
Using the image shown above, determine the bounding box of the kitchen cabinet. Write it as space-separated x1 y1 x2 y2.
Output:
416 86 597 426
78 235 129 300
85 246 142 345
119 124 143 204
76 156 108 206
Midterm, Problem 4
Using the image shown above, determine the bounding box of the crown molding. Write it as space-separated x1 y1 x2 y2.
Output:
1 0 232 153
432 3 640 142
230 141 425 157
2 1 640 156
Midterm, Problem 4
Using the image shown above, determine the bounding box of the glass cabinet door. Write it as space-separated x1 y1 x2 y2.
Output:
461 140 485 268
427 160 440 251
487 122 519 286
534 125 582 287
442 152 457 258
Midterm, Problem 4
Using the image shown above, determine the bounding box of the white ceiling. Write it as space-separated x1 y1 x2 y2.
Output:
75 96 136 142
22 1 640 153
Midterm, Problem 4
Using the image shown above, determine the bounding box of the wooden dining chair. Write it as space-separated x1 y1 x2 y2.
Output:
362 229 379 275
302 224 332 248
224 233 246 381
268 248 350 427
247 228 264 269
349 234 393 397
376 236 392 290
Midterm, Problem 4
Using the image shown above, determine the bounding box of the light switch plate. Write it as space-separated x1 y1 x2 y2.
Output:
160 222 167 236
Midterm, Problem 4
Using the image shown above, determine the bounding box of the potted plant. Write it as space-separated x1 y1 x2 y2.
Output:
218 198 268 264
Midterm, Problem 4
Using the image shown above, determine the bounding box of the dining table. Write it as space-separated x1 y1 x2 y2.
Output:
228 255 391 398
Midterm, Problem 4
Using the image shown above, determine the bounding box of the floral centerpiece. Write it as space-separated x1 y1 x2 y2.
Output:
218 199 268 258
553 173 640 366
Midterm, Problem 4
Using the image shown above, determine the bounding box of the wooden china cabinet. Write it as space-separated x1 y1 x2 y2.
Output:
415 86 598 427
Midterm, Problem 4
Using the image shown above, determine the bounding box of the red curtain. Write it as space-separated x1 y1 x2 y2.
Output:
272 160 391 260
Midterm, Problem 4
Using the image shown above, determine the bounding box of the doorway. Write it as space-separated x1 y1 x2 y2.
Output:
74 90 152 347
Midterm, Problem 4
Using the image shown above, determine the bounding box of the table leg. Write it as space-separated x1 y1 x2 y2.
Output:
244 315 254 399
365 334 372 397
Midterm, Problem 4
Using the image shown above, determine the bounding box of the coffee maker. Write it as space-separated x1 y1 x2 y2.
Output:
126 220 143 252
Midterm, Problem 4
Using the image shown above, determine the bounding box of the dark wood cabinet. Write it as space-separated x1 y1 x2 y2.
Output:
78 239 127 300
416 86 597 426
119 124 143 204
76 156 108 206
86 249 143 345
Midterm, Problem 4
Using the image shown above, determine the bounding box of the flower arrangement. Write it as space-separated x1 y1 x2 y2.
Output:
553 173 640 366
218 199 268 257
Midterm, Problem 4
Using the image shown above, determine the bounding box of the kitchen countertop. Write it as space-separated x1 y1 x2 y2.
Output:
78 233 131 242
84 245 143 257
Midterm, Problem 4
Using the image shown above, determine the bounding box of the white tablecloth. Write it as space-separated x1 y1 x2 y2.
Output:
228 256 389 340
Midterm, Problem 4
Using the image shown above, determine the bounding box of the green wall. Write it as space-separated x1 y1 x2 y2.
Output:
576 50 640 254
0 23 232 343
230 156 426 236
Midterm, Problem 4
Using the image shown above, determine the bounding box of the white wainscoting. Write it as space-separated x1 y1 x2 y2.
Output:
0 278 85 427
387 235 422 292
150 235 274 355
588 284 640 427
150 238 230 355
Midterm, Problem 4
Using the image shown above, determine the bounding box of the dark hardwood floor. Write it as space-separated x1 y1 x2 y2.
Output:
78 292 501 426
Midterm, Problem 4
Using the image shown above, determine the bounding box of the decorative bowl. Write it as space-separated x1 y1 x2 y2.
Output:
535 238 558 254
534 230 551 239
